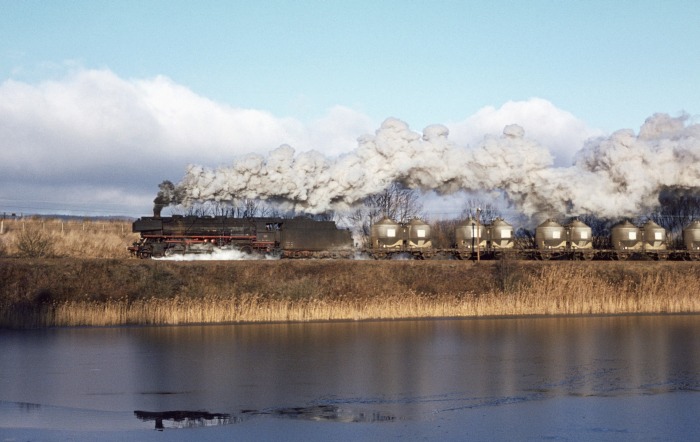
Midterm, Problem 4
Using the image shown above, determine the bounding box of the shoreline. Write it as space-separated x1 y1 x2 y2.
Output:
2 258 699 328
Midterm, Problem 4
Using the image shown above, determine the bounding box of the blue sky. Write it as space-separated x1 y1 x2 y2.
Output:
0 1 698 216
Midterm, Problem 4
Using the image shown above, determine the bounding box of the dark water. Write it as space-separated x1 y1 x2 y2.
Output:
1 315 699 438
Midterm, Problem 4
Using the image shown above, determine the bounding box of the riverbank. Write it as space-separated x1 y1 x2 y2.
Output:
1 258 699 328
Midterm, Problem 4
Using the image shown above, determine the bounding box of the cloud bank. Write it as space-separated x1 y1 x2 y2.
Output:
0 69 373 214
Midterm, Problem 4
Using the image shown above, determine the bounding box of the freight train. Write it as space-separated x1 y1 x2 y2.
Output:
128 214 700 260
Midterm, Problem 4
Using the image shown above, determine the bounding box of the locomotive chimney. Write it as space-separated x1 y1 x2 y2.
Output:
153 204 163 218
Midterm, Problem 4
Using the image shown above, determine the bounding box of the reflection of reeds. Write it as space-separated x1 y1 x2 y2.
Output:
1 260 699 328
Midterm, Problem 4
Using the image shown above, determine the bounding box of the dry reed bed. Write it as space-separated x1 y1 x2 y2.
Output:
2 259 699 328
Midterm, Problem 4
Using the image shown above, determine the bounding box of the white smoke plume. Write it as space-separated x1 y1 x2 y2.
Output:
170 113 699 219
156 248 278 261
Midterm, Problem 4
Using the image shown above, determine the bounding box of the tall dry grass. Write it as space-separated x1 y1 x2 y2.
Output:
1 259 699 328
487 263 700 316
0 218 138 258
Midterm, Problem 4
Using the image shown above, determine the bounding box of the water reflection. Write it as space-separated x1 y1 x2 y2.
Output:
133 405 395 430
1 315 699 431
240 404 395 423
134 410 234 430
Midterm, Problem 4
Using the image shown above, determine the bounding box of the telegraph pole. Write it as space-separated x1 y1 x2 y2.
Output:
471 220 475 258
476 208 481 263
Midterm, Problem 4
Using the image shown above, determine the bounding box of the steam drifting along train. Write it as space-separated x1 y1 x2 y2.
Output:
129 214 700 260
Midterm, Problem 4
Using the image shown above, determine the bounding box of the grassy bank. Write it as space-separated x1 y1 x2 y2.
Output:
1 258 699 328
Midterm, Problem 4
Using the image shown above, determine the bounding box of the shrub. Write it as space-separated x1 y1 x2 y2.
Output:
16 227 55 258
492 255 523 293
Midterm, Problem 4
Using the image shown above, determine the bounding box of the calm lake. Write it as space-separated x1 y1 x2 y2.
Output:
1 315 699 440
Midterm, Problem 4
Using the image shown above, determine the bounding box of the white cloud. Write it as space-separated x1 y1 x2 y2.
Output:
0 69 375 215
305 106 376 156
447 98 603 166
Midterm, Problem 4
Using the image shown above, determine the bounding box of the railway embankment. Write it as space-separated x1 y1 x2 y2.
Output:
1 258 699 328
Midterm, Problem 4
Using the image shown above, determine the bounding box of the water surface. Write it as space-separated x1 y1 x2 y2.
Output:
1 315 699 439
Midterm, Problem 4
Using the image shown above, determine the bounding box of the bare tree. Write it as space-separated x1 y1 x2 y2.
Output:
343 183 425 247
647 187 700 247
257 203 280 218
182 198 279 218
232 198 261 218
210 202 233 217
16 227 55 258
364 182 425 223
430 219 460 248
576 214 614 249
184 204 212 217
460 199 501 223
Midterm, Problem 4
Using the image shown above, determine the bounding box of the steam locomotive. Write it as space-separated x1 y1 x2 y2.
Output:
129 215 354 259
129 214 700 260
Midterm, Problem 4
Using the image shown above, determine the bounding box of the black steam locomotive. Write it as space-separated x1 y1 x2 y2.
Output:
129 215 354 258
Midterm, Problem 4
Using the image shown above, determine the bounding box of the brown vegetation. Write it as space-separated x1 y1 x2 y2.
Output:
1 218 698 328
0 218 138 258
1 258 699 328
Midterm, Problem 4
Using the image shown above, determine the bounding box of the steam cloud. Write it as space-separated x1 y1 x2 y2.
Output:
164 113 700 219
